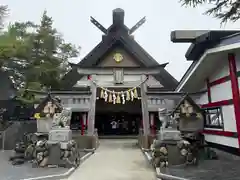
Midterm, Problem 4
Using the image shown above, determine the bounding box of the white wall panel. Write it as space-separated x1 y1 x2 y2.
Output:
222 105 237 132
204 134 238 148
209 60 229 82
210 81 232 102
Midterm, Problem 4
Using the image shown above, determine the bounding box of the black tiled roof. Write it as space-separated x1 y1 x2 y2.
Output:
61 8 178 90
185 30 240 60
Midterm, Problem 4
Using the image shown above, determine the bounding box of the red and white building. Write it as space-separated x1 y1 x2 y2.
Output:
172 30 240 154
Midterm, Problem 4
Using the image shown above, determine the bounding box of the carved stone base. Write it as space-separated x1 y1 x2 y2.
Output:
151 139 185 166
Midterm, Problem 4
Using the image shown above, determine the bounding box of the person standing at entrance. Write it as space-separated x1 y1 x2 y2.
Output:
132 121 137 134
123 120 128 135
118 119 123 134
110 120 117 134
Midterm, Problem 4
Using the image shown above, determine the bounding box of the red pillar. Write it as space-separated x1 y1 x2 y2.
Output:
228 53 240 149
86 113 88 131
206 78 212 103
150 113 155 135
81 113 85 135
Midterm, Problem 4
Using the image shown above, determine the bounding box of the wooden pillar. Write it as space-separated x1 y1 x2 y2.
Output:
228 53 240 149
81 115 84 135
140 75 150 135
87 75 97 136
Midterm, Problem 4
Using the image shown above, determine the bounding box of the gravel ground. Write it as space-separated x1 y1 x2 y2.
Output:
163 149 240 180
0 150 87 180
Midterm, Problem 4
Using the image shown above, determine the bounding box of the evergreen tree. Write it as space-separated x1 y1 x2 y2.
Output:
0 9 80 103
180 0 240 23
25 10 80 90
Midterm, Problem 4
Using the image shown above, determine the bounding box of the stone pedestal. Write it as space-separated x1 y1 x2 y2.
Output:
157 128 181 141
49 128 72 142
156 128 185 166
46 141 62 166
72 134 99 149
37 118 52 133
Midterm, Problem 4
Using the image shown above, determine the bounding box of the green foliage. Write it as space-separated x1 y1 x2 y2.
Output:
0 8 80 103
180 0 240 23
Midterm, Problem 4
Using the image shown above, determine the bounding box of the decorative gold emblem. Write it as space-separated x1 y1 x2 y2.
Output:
113 53 123 63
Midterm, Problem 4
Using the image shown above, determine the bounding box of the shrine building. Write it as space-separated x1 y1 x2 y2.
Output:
35 8 179 142
172 30 240 154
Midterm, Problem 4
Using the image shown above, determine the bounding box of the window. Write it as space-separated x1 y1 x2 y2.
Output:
204 107 223 128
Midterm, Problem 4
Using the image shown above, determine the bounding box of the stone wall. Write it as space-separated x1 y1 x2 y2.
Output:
0 121 37 150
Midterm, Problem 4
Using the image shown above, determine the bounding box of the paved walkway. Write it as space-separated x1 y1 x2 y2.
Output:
67 139 156 180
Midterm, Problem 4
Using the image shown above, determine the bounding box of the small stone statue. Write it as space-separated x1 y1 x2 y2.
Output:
158 108 168 129
151 139 168 168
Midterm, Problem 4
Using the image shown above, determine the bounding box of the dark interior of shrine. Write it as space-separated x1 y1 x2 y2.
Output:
70 112 87 130
95 98 142 136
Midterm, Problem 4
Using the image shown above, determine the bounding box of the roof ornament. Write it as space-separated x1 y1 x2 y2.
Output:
129 16 146 35
90 16 107 34
90 8 146 35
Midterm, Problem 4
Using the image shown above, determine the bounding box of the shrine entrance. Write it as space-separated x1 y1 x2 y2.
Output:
95 88 142 136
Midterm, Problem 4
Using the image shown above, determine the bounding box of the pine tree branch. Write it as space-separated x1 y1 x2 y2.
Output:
180 0 240 23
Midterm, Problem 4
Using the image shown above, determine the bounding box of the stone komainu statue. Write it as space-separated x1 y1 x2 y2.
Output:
158 108 168 129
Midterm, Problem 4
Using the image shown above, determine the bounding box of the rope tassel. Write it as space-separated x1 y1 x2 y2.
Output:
121 91 125 104
133 88 138 98
100 89 104 99
112 91 116 104
108 93 113 103
104 91 108 102
116 93 121 104
126 91 130 101
130 90 135 101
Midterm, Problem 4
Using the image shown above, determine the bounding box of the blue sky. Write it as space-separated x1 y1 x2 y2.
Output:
2 0 240 80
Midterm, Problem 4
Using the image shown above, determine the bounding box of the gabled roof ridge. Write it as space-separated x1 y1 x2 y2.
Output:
172 94 202 115
60 9 178 89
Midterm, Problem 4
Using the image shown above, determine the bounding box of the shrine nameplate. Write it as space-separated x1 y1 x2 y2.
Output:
114 69 124 84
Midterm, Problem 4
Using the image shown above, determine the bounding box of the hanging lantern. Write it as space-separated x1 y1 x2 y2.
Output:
100 89 104 99
108 93 113 103
130 90 135 101
126 90 130 101
116 93 121 104
112 91 116 104
104 91 108 102
133 88 138 98
121 91 125 104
